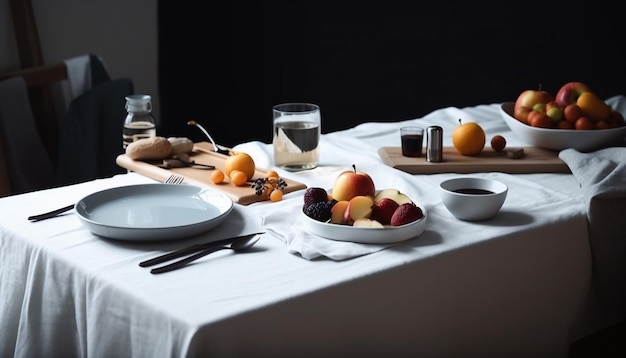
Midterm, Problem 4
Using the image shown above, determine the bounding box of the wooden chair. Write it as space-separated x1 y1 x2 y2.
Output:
0 0 68 196
1 0 131 196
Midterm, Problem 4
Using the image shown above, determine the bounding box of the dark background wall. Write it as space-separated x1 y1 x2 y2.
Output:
158 2 626 148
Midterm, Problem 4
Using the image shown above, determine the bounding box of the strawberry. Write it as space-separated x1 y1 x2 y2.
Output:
370 198 400 225
390 202 423 226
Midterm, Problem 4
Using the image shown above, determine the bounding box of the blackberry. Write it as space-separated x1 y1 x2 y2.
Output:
303 187 328 210
304 199 338 222
251 177 287 196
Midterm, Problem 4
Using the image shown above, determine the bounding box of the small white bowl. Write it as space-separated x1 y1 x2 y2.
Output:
500 102 626 152
439 177 508 221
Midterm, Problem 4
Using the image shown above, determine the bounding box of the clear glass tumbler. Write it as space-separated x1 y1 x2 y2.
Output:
272 103 321 171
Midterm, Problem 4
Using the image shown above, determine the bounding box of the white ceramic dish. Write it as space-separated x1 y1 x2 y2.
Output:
75 184 233 241
500 102 626 151
439 177 507 221
300 201 427 244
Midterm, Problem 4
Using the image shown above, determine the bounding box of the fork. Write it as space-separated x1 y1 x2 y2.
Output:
164 174 185 184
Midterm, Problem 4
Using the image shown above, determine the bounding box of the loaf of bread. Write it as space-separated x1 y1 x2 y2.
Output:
125 136 172 160
168 137 194 155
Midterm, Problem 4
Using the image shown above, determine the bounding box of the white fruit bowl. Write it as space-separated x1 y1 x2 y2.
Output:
500 102 626 152
300 200 427 244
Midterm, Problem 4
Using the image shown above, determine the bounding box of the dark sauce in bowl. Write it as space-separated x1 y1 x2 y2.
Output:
453 188 494 195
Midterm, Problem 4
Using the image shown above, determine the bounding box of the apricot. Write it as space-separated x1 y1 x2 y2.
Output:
229 170 248 186
210 169 225 184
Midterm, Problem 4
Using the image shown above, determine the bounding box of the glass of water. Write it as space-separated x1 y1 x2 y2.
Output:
272 103 321 171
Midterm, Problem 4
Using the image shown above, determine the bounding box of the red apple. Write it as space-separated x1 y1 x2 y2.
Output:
331 164 376 201
513 106 532 124
345 195 374 222
555 81 591 108
373 188 413 205
514 86 554 123
353 218 384 228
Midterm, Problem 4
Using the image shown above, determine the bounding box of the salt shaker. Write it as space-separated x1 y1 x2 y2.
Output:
426 126 443 162
122 95 156 150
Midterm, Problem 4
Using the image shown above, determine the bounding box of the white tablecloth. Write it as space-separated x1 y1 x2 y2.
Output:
3 100 622 357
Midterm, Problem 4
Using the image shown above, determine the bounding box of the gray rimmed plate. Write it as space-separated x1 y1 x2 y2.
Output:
75 184 233 241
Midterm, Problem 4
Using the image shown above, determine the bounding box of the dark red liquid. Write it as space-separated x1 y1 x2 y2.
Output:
453 188 494 195
401 134 423 157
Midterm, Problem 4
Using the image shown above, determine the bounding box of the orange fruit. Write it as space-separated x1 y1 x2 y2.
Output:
224 152 256 180
452 119 485 156
576 92 611 122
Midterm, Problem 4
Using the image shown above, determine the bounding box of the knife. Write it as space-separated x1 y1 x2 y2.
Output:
138 232 265 267
28 204 75 221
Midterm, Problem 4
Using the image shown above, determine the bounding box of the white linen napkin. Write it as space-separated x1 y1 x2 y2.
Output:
559 147 626 321
261 202 393 260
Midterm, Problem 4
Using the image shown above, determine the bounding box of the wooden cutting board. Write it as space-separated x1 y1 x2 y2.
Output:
116 141 307 205
378 146 571 174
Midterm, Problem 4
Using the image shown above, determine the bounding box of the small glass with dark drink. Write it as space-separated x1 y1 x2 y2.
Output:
400 126 424 157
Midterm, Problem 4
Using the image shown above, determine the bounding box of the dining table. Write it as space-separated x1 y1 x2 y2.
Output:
2 98 626 358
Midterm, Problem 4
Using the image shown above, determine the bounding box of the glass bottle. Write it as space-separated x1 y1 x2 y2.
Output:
122 94 156 150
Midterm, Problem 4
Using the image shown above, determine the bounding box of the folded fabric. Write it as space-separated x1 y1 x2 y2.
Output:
559 147 626 322
55 78 133 186
261 202 392 260
62 54 111 108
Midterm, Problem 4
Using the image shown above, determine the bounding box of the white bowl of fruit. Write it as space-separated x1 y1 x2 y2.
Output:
301 165 427 244
502 82 626 152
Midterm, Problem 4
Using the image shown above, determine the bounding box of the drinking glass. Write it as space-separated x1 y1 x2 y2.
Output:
272 103 321 171
400 126 424 157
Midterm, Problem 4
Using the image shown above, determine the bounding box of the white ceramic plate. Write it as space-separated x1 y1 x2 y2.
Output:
300 201 427 244
75 184 233 241
500 102 626 151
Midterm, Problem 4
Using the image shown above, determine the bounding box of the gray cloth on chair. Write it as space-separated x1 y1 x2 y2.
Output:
54 78 133 186
0 77 55 194
559 147 626 323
